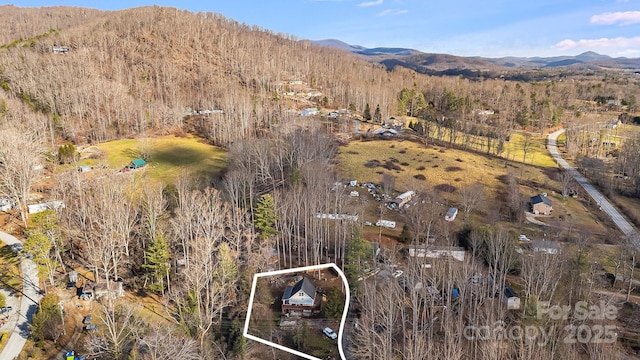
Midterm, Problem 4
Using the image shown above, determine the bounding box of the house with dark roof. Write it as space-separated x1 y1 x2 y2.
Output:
504 283 521 310
281 277 320 316
530 194 553 215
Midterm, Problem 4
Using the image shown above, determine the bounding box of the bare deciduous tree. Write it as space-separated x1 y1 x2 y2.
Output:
521 250 563 302
139 324 200 360
170 186 238 349
87 301 144 360
458 182 486 220
0 127 44 227
557 169 574 199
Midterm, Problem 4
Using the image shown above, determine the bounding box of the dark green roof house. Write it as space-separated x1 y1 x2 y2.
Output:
126 158 148 170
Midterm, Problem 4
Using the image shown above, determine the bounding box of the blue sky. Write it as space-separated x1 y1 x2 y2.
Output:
9 0 640 58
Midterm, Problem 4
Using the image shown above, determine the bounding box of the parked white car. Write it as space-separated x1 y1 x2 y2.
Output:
323 327 338 340
392 270 404 278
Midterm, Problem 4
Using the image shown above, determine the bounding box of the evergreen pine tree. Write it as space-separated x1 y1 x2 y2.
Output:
399 223 412 244
363 103 372 121
374 104 382 123
254 194 278 240
143 231 170 294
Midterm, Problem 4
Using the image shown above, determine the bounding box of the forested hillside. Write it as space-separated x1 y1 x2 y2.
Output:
1 5 638 147
1 5 407 145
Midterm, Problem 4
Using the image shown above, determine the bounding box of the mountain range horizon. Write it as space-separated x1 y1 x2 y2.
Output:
313 38 638 60
312 38 640 76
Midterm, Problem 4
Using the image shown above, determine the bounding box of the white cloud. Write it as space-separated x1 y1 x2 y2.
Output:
377 9 408 16
358 0 383 7
617 48 640 56
590 11 640 25
553 36 640 54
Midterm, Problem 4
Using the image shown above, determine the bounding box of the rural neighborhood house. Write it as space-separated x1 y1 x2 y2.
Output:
281 277 319 316
530 194 553 215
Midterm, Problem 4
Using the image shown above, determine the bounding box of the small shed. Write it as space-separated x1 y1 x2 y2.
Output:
531 194 553 215
69 271 79 283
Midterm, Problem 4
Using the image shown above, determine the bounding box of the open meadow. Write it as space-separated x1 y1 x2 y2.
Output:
336 137 613 239
337 138 555 196
81 135 227 185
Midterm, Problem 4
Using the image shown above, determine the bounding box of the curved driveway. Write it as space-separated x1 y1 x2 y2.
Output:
0 230 43 360
548 129 639 246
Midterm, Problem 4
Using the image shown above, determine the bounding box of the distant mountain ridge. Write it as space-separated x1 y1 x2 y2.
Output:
312 39 640 75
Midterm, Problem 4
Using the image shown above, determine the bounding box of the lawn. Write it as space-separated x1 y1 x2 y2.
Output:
81 135 227 185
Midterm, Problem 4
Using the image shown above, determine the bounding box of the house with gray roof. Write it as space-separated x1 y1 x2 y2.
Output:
281 277 319 316
531 194 553 215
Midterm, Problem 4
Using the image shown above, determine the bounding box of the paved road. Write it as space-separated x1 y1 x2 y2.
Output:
0 231 43 360
547 129 640 246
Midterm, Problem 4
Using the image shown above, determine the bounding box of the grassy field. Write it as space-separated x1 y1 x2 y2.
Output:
502 132 557 168
608 123 640 145
81 135 227 185
414 122 556 168
336 137 617 240
336 138 554 196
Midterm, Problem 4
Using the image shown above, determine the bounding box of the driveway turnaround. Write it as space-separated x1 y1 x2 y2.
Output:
0 230 43 360
548 129 640 246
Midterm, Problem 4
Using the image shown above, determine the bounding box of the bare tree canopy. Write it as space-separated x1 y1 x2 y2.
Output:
0 126 44 227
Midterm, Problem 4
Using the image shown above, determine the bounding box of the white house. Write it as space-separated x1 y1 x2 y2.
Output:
52 45 69 54
299 108 319 116
505 284 521 310
28 200 65 214
0 198 13 212
316 213 359 221
372 128 399 137
445 207 458 221
376 220 396 229
388 190 415 209
531 240 560 255
282 277 318 316
407 245 466 261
